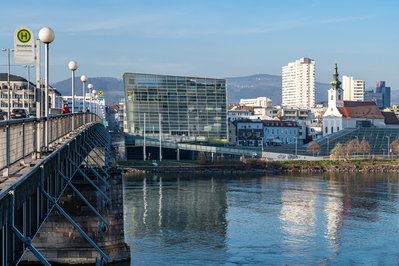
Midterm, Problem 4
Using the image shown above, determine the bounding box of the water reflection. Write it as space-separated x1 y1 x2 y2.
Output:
124 174 229 265
324 179 343 253
124 173 399 265
279 182 317 240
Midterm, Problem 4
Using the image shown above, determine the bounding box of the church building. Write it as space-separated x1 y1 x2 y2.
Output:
322 64 386 136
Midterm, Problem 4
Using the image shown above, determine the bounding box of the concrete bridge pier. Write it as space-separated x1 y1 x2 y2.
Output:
20 168 130 265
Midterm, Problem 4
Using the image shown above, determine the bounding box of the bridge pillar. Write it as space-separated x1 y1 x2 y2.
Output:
21 169 130 265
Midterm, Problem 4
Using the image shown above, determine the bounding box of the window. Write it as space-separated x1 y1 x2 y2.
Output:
331 126 333 133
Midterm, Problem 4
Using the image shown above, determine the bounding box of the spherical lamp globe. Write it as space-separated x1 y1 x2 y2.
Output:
68 60 78 71
38 27 55 44
87 83 93 90
80 75 87 83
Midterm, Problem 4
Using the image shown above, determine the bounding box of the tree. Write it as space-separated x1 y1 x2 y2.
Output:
331 142 345 159
346 139 360 157
307 141 320 156
359 139 371 156
390 139 399 157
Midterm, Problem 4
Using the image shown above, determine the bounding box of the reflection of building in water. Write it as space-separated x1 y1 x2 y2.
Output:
125 175 228 247
324 180 343 252
279 183 317 243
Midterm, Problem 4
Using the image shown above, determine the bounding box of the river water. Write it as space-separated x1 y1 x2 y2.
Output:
123 173 399 265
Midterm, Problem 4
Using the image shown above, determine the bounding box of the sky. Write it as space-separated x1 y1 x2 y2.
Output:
1 0 399 90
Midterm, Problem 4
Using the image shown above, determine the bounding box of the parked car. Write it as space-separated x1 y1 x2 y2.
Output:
0 109 6 120
10 108 29 119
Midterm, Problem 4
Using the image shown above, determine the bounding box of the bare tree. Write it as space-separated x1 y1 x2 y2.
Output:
390 139 399 157
346 139 360 157
359 139 371 156
331 142 345 159
307 141 320 156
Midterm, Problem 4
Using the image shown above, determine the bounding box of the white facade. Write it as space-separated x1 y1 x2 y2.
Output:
239 97 273 107
323 65 344 136
227 109 253 122
342 75 365 101
282 57 315 108
63 94 105 118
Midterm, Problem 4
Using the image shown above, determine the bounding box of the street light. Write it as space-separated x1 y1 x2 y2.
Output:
386 135 390 159
38 27 55 152
1 48 14 119
80 75 87 123
94 94 99 116
68 61 78 130
92 89 97 115
24 65 34 113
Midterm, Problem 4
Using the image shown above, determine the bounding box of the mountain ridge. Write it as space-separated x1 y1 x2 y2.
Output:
53 74 391 105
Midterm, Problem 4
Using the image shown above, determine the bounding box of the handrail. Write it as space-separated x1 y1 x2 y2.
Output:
0 113 101 175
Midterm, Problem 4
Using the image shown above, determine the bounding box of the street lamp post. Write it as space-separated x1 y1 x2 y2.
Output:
80 75 87 123
68 60 78 130
38 27 55 152
87 84 93 122
92 89 97 113
94 94 99 116
1 48 14 119
24 65 34 113
386 135 390 159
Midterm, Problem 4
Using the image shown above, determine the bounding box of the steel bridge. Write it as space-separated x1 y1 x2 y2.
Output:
0 113 112 265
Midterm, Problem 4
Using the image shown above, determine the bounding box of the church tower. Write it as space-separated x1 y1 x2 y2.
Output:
322 64 344 136
328 63 344 108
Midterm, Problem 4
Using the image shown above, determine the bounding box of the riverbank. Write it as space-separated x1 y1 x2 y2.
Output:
117 158 399 174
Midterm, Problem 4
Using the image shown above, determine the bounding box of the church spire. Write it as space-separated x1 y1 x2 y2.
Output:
331 63 342 90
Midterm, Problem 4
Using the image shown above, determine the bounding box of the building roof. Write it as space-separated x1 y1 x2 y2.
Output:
0 73 28 82
337 101 384 119
262 120 299 127
233 118 261 125
229 105 254 112
382 111 399 124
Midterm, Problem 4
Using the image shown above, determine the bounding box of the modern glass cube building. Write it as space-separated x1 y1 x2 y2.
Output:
123 73 227 141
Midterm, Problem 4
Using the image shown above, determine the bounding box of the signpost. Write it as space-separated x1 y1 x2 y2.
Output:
14 26 35 65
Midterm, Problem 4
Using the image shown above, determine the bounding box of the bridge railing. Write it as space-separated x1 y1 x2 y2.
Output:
0 113 101 175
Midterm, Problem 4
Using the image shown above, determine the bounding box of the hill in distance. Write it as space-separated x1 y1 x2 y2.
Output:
53 74 372 105
226 74 330 104
52 77 124 105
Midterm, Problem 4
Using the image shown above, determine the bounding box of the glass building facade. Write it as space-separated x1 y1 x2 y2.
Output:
123 73 227 141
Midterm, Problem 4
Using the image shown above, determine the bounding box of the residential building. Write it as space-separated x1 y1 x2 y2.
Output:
239 97 273 108
234 119 263 147
49 88 63 113
228 105 254 122
123 73 227 142
342 75 365 101
262 120 301 146
282 57 315 108
0 73 35 116
228 121 237 145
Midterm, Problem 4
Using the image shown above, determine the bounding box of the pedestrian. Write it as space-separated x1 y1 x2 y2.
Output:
62 103 70 114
